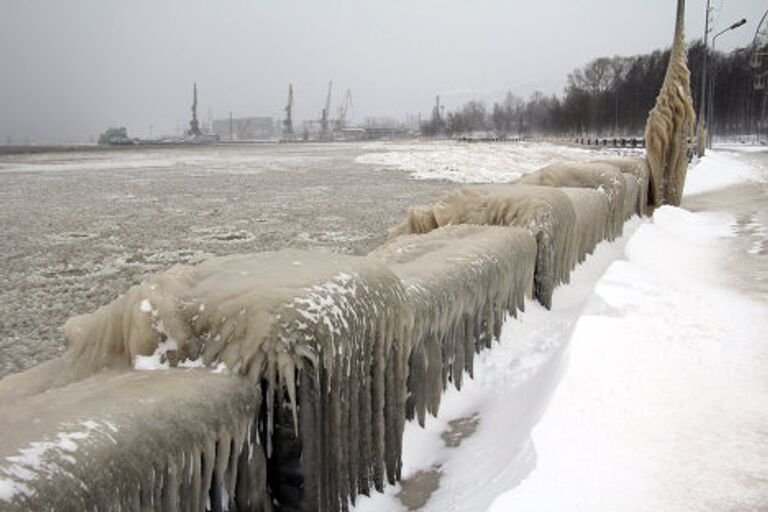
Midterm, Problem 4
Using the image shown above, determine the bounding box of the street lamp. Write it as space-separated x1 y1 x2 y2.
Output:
708 18 747 146
697 0 712 156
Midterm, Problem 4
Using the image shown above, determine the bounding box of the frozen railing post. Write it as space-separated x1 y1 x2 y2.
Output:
644 0 695 208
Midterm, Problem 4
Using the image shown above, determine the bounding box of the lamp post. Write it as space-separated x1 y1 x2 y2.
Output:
708 18 747 146
697 0 711 155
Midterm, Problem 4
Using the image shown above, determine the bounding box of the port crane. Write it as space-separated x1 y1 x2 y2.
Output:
319 80 333 140
335 89 353 133
283 84 294 136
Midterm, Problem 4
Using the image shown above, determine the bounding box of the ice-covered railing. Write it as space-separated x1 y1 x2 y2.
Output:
404 184 577 309
398 158 650 309
369 225 536 424
0 250 412 512
0 371 268 511
517 162 628 240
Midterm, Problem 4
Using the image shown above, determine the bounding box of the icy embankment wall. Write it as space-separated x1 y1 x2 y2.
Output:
0 157 650 512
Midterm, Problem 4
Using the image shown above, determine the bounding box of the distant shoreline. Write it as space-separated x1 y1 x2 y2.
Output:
0 140 285 156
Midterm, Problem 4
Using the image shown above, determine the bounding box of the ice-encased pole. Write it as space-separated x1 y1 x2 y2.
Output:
644 0 695 208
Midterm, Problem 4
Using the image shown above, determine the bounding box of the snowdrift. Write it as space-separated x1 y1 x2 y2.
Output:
369 225 536 425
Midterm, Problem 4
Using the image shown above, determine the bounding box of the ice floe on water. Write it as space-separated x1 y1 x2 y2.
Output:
356 141 632 183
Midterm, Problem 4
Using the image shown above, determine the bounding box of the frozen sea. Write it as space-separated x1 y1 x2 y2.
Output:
0 140 607 377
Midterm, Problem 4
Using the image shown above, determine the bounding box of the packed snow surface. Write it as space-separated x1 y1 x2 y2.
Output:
683 148 764 195
353 148 768 511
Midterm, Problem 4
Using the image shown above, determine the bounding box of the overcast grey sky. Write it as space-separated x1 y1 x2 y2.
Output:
1 0 765 143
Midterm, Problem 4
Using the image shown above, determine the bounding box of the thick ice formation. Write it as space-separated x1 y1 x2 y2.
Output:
369 225 536 425
402 185 578 309
644 0 695 207
517 162 627 241
559 188 612 265
0 371 269 511
1 249 412 512
591 157 650 217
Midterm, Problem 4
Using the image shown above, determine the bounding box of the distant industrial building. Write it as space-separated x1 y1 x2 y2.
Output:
211 117 276 141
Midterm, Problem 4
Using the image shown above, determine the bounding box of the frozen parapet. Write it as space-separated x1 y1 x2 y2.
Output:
370 225 536 424
403 184 578 309
590 157 651 217
559 188 611 264
518 161 628 240
0 370 268 511
1 249 412 512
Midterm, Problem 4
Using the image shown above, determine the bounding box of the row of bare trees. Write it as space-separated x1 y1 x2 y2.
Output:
421 41 763 138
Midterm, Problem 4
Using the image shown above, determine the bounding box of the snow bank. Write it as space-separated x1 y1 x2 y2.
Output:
487 205 768 512
684 150 764 195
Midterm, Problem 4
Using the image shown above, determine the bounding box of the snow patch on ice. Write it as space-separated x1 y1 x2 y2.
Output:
139 299 152 313
0 420 117 502
211 361 229 374
133 338 177 370
178 357 206 369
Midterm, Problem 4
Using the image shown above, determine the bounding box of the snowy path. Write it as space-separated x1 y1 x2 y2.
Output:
352 148 768 512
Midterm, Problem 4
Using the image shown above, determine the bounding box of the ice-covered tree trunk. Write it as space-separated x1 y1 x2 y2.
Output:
644 0 695 208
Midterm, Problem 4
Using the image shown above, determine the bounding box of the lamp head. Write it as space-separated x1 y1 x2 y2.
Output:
730 18 747 30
